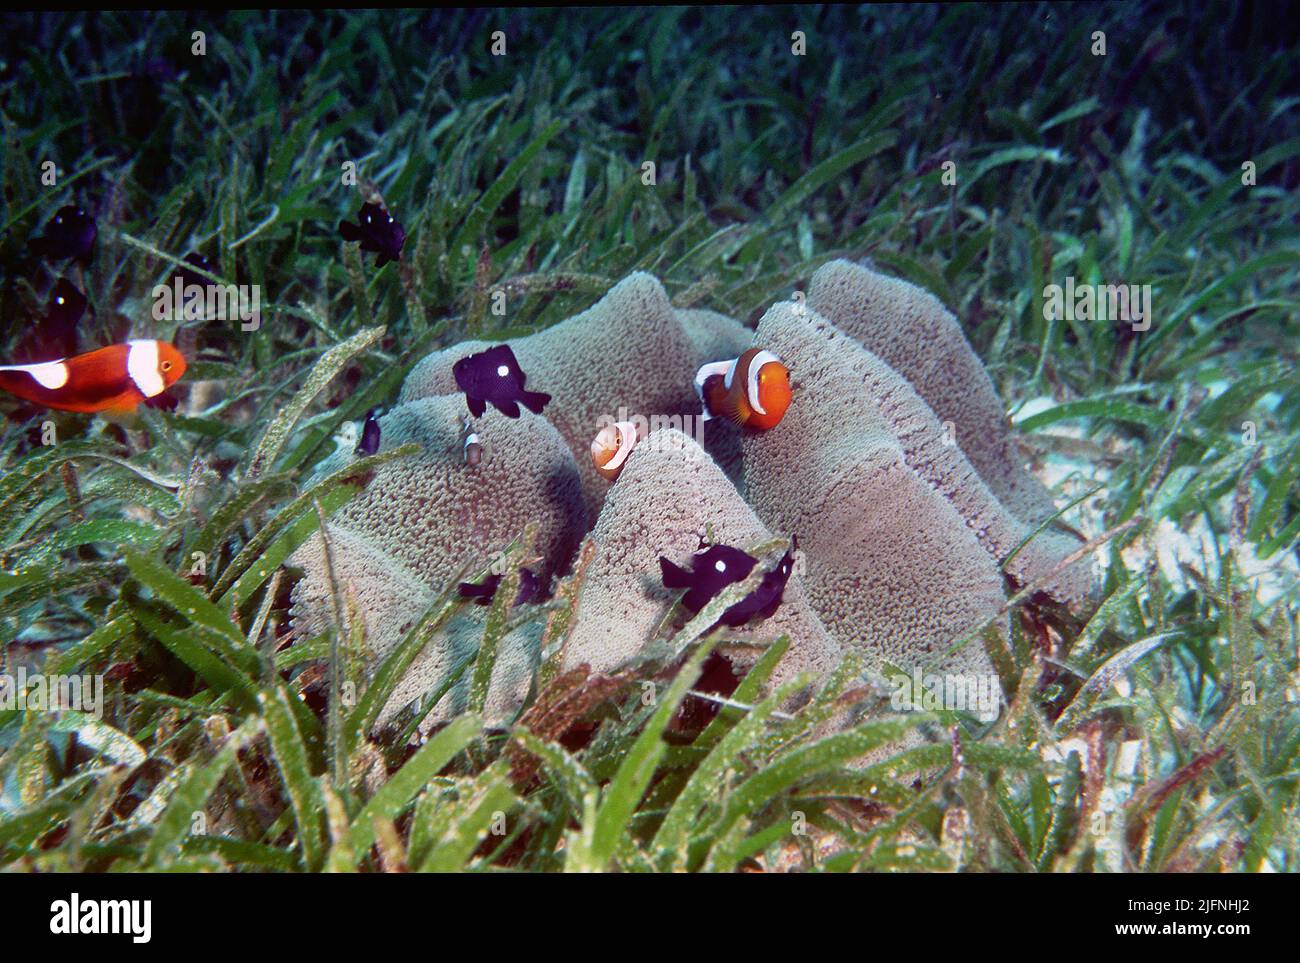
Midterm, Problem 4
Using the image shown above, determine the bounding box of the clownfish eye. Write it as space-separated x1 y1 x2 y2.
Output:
161 360 173 372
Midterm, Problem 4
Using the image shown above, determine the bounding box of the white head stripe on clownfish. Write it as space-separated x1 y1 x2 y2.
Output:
126 339 166 397
0 360 70 390
744 350 781 415
600 421 640 474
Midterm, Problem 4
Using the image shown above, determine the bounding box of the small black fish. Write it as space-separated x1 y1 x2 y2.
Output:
15 278 87 363
30 205 96 266
659 543 758 615
713 537 798 629
458 567 542 607
338 202 405 266
174 252 216 288
452 344 550 419
139 56 178 85
143 390 179 413
355 407 381 456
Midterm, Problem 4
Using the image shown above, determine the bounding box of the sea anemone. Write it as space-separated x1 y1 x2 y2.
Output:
562 428 841 699
807 259 1087 555
289 393 585 727
748 296 1093 606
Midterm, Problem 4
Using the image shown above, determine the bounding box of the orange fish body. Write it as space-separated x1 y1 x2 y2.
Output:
0 340 186 415
695 348 791 431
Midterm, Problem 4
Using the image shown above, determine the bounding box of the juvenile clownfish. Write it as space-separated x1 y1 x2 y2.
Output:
590 420 643 481
0 340 186 415
694 347 791 430
463 431 484 466
459 418 486 466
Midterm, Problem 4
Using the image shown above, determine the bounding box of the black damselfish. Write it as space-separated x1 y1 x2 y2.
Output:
659 543 758 615
452 344 550 419
30 205 96 266
174 252 216 288
457 567 542 607
26 279 87 362
338 202 405 266
712 538 797 629
355 407 381 456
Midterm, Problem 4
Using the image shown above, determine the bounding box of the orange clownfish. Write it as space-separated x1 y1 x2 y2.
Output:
0 339 187 415
694 348 791 430
590 420 643 481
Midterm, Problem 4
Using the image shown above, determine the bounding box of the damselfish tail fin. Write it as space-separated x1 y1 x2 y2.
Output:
458 575 502 606
659 557 691 589
520 390 550 415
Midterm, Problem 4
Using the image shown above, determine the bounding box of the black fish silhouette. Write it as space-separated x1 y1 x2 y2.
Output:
143 390 179 412
458 567 542 607
355 407 381 456
452 344 550 419
30 205 96 266
175 252 216 288
14 278 87 363
139 57 178 84
338 202 405 266
659 543 758 615
712 537 798 629
167 253 218 321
